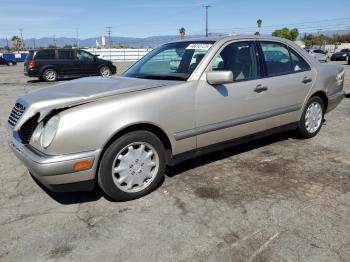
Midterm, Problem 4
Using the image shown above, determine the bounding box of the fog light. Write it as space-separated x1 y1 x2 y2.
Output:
74 160 93 171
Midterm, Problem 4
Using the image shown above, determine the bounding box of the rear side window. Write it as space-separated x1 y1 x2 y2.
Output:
289 49 310 72
35 50 56 60
212 41 261 81
260 42 292 77
58 50 74 60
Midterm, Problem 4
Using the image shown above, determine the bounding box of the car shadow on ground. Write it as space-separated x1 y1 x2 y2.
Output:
27 77 78 83
165 131 294 178
32 175 103 205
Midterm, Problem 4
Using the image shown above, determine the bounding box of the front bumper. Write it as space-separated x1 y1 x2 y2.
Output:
9 132 101 192
111 65 117 74
326 90 345 113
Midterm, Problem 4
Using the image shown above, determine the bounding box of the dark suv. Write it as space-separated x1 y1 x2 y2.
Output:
24 49 117 82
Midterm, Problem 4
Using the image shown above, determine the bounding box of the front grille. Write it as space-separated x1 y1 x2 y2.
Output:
8 102 26 128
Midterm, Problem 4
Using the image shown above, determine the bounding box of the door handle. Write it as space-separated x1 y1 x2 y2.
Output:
302 77 312 84
254 84 268 93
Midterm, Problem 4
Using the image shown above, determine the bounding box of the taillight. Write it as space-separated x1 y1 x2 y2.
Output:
28 59 36 69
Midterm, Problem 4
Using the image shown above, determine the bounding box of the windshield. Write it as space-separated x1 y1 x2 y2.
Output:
340 49 349 53
123 41 215 81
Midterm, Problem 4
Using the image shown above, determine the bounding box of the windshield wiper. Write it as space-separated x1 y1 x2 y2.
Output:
135 74 187 81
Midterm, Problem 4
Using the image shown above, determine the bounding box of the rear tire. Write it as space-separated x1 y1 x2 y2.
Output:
42 68 58 82
98 131 166 201
297 96 324 138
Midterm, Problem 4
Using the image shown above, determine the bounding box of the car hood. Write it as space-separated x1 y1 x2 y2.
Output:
13 76 180 130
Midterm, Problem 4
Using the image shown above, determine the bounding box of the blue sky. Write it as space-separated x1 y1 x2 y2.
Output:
0 0 349 39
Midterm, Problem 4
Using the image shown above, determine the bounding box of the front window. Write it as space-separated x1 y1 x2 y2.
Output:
211 41 261 81
76 50 94 61
124 41 214 81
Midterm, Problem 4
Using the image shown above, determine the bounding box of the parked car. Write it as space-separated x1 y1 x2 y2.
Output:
305 49 328 62
8 36 345 201
0 57 17 66
24 48 117 82
331 48 350 61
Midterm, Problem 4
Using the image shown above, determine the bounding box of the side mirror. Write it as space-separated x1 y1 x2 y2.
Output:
206 71 233 85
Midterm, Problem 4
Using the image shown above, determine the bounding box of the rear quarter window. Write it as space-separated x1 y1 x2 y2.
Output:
25 51 35 62
35 50 56 60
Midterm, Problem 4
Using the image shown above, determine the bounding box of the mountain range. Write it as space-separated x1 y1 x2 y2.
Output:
0 30 348 49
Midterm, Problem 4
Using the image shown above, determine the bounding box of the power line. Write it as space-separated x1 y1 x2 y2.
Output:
210 17 350 32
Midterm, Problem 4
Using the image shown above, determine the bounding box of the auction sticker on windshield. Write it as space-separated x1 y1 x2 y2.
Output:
186 43 213 50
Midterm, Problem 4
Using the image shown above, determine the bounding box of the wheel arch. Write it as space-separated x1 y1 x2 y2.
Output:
310 91 328 111
40 65 59 77
98 64 113 72
97 123 174 172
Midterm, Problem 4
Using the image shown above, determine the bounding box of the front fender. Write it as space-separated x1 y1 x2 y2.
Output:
36 82 197 156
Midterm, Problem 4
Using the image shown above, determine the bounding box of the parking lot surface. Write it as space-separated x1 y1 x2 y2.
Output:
0 61 349 262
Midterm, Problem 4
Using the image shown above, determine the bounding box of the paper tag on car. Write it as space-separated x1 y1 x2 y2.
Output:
186 44 212 50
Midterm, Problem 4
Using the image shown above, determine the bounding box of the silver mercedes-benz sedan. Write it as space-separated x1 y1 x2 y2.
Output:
8 36 345 201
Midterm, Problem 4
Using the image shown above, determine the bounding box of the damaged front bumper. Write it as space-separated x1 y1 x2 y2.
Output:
9 132 101 192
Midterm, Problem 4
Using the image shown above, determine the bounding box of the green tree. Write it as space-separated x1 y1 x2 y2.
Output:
47 44 56 48
272 27 299 41
63 44 73 48
11 35 22 51
179 27 186 40
257 19 262 35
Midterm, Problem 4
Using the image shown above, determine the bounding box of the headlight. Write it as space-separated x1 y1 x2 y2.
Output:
41 115 59 148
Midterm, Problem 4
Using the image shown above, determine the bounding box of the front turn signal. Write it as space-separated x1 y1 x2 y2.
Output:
74 160 93 171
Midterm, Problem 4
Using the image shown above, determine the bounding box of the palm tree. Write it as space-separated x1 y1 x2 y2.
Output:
11 36 22 51
257 19 263 35
179 27 186 40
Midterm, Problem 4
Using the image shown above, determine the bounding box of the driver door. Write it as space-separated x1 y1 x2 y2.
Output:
76 50 97 75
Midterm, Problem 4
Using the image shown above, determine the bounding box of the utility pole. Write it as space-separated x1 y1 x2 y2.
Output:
32 38 36 49
6 37 9 51
203 5 211 37
106 26 112 60
53 35 56 47
76 28 79 48
19 28 24 49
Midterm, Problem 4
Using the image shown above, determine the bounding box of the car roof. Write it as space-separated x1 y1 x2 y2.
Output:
168 35 292 44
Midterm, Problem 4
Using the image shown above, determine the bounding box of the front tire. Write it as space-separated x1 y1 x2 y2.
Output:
42 68 58 82
297 96 324 138
98 131 166 201
99 66 112 77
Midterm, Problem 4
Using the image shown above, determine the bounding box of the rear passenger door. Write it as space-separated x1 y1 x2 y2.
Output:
57 49 79 76
256 41 315 128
